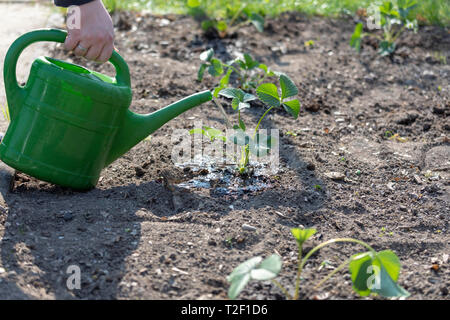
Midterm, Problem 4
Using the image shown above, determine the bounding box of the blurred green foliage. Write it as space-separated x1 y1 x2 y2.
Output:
102 0 449 26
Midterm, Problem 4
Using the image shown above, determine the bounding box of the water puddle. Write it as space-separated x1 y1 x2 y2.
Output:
174 156 275 196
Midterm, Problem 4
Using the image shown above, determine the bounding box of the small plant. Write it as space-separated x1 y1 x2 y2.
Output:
227 228 410 299
190 74 300 175
350 0 418 56
197 49 277 94
187 0 264 37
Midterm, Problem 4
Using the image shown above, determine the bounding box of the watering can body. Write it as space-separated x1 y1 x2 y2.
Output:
1 29 212 189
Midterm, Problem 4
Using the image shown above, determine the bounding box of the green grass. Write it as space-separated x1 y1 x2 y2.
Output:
102 0 449 26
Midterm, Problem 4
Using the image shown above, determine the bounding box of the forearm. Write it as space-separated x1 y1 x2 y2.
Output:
54 0 95 8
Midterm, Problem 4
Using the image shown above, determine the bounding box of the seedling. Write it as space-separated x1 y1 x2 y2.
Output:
191 74 300 175
227 228 410 299
197 49 277 94
304 40 315 48
187 1 264 37
350 0 418 56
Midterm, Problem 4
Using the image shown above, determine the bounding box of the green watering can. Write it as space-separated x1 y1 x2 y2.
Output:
1 29 212 190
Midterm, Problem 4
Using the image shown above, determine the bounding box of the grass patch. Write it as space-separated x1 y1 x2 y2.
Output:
101 0 449 26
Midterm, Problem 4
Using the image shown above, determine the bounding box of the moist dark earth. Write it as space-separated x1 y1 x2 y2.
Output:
0 11 449 299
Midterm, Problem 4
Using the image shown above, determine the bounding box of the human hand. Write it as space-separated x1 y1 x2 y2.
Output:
64 0 114 63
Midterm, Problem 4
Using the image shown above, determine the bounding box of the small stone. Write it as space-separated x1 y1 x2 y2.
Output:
395 113 418 126
413 174 423 184
324 172 345 181
0 267 5 274
242 224 257 232
422 70 436 80
135 166 145 177
63 211 73 221
306 162 315 171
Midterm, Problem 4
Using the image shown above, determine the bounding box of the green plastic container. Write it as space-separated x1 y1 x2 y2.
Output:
1 29 212 190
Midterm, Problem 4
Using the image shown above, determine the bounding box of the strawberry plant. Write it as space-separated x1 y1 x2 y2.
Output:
197 48 276 94
227 228 410 299
190 74 300 175
350 0 418 56
187 0 264 37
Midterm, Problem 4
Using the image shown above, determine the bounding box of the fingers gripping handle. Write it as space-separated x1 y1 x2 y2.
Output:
3 28 130 119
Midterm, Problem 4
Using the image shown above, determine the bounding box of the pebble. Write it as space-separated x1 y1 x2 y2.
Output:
63 211 73 221
242 224 257 232
422 70 436 80
306 162 315 171
0 267 5 274
324 172 345 181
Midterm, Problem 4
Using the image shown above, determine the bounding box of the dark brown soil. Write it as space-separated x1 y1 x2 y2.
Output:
0 11 449 300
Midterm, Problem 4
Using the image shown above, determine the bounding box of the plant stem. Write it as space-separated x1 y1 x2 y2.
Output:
253 106 274 139
271 279 292 300
213 97 232 128
229 4 247 28
392 25 406 42
313 258 352 290
222 63 242 78
300 238 376 271
293 245 303 300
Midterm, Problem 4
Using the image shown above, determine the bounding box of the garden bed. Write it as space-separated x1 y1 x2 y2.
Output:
0 11 448 299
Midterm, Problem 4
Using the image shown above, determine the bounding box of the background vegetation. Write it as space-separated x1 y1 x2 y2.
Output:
102 0 449 26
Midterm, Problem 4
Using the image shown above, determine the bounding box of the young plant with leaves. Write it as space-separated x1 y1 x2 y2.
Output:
197 49 276 95
187 0 264 37
190 74 300 175
227 228 410 299
350 0 418 56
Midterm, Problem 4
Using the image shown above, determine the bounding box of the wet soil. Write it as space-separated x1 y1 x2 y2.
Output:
0 11 449 299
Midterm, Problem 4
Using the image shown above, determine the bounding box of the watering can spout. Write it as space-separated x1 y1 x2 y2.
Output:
105 90 212 167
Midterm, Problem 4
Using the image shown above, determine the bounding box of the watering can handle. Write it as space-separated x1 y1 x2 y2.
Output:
4 29 131 119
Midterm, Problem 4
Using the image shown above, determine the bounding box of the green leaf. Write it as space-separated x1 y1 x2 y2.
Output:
248 133 276 157
256 83 280 107
228 273 251 300
213 86 223 98
374 250 401 282
197 63 207 82
220 68 233 87
189 128 206 135
227 256 262 282
227 255 282 299
187 0 200 8
202 126 226 142
350 23 363 52
250 13 265 32
349 250 410 298
250 255 282 280
201 20 215 31
219 87 243 100
279 74 298 99
378 41 396 56
208 58 224 76
291 228 316 246
244 53 260 70
282 99 301 119
200 48 214 62
349 252 373 296
239 116 246 131
217 20 228 32
243 93 257 102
